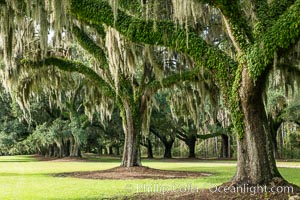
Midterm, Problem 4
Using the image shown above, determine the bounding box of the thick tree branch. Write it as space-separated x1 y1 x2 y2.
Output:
176 131 188 142
72 25 108 69
145 67 201 95
70 0 237 97
21 57 115 98
197 132 223 139
211 0 253 51
150 127 168 144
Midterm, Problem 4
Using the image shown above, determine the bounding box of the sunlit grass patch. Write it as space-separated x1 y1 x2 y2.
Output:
0 155 298 199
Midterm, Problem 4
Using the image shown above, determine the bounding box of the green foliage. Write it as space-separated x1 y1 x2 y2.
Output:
247 0 300 80
229 65 244 139
21 57 115 98
0 89 30 155
0 131 18 155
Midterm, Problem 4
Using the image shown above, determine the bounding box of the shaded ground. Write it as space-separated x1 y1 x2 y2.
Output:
122 191 300 200
33 155 88 162
120 180 300 200
53 166 211 180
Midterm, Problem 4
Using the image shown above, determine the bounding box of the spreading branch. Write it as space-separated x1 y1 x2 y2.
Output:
72 25 108 69
21 57 115 98
211 0 253 51
145 67 202 95
70 0 237 97
197 132 223 139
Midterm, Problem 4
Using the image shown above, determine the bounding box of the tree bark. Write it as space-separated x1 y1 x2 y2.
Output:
164 142 173 159
269 116 282 159
108 145 113 155
120 103 141 167
221 134 229 158
140 137 154 159
146 137 154 159
187 137 196 158
234 68 282 185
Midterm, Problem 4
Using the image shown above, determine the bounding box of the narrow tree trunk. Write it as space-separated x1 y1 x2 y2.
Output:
103 147 108 155
146 138 154 159
270 117 281 159
187 138 196 158
221 134 229 158
164 142 173 159
97 146 102 155
228 135 232 158
59 141 64 158
115 146 120 156
234 68 282 185
85 146 91 153
69 137 81 157
77 147 82 157
65 140 70 157
272 128 279 159
108 145 113 155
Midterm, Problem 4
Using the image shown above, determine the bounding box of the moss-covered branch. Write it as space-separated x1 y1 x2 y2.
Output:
197 132 223 139
145 67 202 94
209 0 253 50
118 0 143 16
21 57 115 98
246 0 300 80
70 0 237 98
72 25 108 69
251 0 270 35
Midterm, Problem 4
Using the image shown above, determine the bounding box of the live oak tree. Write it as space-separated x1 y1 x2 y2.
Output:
149 92 178 159
266 89 300 158
0 0 204 167
152 91 224 159
1 0 300 186
67 0 300 186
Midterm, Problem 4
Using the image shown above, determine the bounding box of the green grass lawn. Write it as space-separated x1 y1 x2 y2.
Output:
0 155 299 199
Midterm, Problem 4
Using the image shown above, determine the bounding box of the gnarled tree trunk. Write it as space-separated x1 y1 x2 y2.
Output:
234 68 282 185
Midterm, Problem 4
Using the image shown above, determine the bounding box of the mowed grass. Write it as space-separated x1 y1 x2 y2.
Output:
0 155 299 199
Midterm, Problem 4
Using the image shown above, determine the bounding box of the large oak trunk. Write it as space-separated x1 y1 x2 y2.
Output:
121 103 141 167
233 68 282 185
